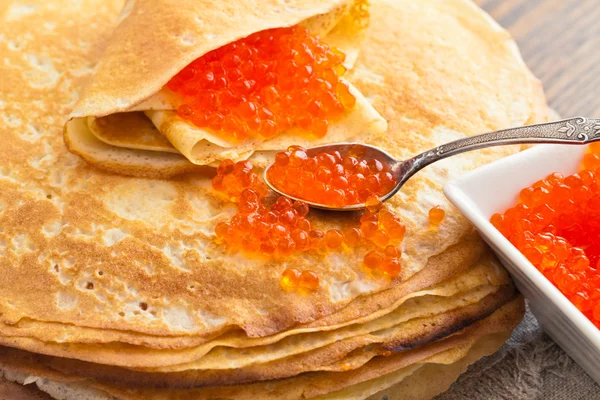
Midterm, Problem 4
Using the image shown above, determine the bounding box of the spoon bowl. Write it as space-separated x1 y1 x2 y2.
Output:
264 117 600 211
264 143 400 211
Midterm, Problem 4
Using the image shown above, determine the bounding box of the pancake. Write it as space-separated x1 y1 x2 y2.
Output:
0 252 508 369
0 232 487 354
0 298 524 399
88 114 179 154
0 258 512 388
64 117 205 179
70 0 350 119
0 376 52 400
0 0 546 398
36 285 515 388
0 0 542 351
65 0 387 172
364 331 511 400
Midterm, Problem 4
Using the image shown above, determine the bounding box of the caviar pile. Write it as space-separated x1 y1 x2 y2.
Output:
167 26 355 141
211 159 353 292
363 246 402 277
267 146 397 206
491 143 600 328
212 154 411 290
213 176 315 255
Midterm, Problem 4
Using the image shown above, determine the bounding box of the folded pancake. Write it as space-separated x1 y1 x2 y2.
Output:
64 0 386 176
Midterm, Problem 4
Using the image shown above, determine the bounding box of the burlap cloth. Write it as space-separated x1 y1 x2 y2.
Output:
436 302 600 399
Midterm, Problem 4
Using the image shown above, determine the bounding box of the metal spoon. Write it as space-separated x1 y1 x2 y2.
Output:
264 117 600 211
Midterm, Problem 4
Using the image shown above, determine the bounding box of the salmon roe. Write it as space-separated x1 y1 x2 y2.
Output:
429 206 445 226
359 206 404 278
211 159 267 202
492 143 600 329
214 189 319 257
267 145 397 206
167 26 355 141
213 155 407 288
280 268 320 292
363 245 402 278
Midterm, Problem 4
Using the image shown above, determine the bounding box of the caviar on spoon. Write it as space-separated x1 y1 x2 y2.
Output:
265 117 600 211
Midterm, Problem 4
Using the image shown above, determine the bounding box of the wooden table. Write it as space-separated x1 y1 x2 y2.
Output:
478 0 600 118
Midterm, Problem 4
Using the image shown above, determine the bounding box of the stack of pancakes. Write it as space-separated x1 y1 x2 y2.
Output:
0 0 547 398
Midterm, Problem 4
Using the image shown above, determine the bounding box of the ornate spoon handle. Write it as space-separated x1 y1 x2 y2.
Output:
395 117 600 188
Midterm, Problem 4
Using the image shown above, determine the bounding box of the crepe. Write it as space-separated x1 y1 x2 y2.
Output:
0 256 513 388
364 331 510 400
37 285 516 388
0 0 543 351
0 298 524 399
0 249 508 366
64 0 386 173
0 0 546 398
88 113 178 154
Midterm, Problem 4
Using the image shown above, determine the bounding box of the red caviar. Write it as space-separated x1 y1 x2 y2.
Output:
280 268 320 292
429 206 445 226
363 249 402 278
267 146 397 206
211 159 267 202
214 191 315 257
167 26 354 141
280 268 302 290
213 155 406 288
492 143 600 329
298 270 320 291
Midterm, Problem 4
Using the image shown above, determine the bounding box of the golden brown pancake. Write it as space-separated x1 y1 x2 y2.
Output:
0 298 524 399
0 258 512 387
0 0 542 348
0 0 547 397
36 285 515 388
0 252 510 374
65 0 387 171
71 0 350 118
88 114 178 154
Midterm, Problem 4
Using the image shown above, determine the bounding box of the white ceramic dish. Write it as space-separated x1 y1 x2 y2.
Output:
444 143 600 384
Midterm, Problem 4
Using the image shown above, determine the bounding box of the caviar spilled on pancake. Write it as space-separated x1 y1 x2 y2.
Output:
210 159 267 202
492 143 600 328
429 206 446 226
363 247 401 277
267 145 397 206
211 154 420 289
280 268 320 292
167 26 355 141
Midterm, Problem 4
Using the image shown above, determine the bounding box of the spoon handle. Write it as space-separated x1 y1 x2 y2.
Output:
396 117 600 187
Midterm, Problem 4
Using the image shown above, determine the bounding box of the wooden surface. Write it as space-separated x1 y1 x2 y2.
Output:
477 0 600 118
